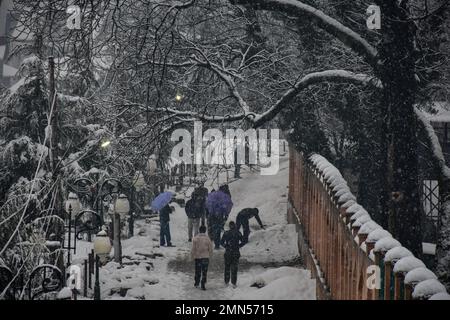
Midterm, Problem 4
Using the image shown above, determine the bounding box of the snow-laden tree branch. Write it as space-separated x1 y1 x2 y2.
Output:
229 0 379 67
128 69 381 128
252 70 382 127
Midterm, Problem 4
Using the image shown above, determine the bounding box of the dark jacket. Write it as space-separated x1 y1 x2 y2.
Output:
185 199 204 219
219 185 231 198
185 199 195 219
160 205 171 223
236 208 263 228
220 228 244 255
193 186 208 202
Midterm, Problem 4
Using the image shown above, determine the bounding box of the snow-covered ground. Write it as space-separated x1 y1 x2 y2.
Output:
70 151 316 300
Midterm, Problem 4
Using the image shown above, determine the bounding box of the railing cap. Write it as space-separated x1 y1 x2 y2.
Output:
412 279 447 299
404 267 437 285
329 176 347 188
352 214 371 227
429 292 450 300
374 236 401 253
347 204 364 215
342 199 356 209
367 229 392 243
393 256 426 274
333 183 349 193
358 220 382 235
384 246 413 263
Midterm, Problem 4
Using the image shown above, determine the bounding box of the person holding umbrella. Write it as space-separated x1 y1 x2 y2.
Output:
159 204 174 247
206 189 233 249
152 192 175 247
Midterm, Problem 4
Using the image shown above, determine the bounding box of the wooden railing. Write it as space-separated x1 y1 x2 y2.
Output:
288 148 449 300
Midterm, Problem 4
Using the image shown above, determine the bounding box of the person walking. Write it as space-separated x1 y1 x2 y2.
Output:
185 196 203 242
220 221 244 288
210 212 224 249
236 208 264 245
191 225 213 290
193 183 208 225
160 204 174 247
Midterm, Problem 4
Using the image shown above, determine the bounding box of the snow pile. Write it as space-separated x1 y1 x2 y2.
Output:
429 292 450 300
404 267 437 285
240 224 299 264
367 229 391 243
384 247 413 263
233 267 315 300
393 256 426 274
346 204 363 217
350 209 368 221
358 220 381 235
342 200 355 209
374 237 401 253
412 279 447 299
308 152 449 299
352 215 371 228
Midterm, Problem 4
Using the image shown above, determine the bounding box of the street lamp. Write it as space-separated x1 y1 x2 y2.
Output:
65 193 81 219
100 140 111 148
93 230 112 265
112 194 129 263
133 171 145 192
115 194 130 218
129 171 146 237
64 193 82 267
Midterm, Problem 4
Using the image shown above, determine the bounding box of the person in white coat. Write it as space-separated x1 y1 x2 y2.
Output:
191 225 213 290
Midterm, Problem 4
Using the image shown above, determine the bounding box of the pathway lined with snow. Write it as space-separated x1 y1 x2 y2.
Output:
72 152 316 300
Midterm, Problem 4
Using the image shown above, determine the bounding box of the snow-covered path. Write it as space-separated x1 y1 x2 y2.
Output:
72 151 316 300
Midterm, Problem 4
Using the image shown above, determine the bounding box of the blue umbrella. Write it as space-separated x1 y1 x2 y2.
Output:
206 191 233 218
151 192 174 211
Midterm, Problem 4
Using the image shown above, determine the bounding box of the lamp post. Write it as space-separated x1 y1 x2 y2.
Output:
93 230 112 265
113 194 129 263
130 171 145 237
98 178 122 227
64 193 81 267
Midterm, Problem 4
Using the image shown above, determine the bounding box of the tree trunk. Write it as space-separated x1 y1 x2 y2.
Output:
376 0 422 255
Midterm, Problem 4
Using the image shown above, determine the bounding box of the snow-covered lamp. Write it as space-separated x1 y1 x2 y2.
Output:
133 171 145 192
114 194 130 218
93 230 112 264
65 193 81 219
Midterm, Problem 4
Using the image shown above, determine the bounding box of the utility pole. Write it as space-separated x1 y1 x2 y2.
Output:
113 214 122 263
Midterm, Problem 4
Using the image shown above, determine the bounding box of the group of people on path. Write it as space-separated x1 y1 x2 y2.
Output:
156 182 266 290
187 183 265 290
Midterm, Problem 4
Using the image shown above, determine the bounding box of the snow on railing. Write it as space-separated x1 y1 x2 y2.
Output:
308 153 450 300
288 148 450 300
